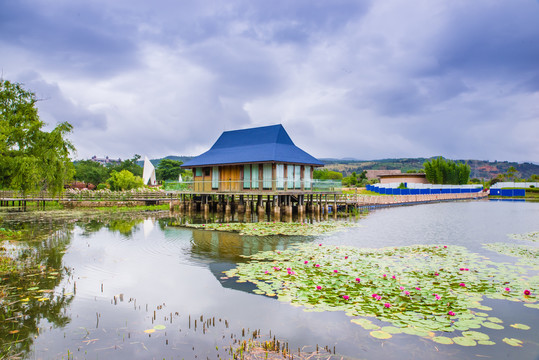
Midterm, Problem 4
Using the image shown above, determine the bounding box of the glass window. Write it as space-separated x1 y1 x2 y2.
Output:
252 164 259 189
243 164 251 189
276 164 284 189
263 164 272 189
287 165 294 188
212 167 219 189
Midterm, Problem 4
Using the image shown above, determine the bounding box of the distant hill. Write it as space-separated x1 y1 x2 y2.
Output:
136 156 537 180
320 157 539 180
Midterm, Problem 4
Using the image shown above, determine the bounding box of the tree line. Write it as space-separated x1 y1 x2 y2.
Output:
73 156 186 190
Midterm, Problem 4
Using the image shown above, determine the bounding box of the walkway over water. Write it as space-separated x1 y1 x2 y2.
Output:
0 189 488 212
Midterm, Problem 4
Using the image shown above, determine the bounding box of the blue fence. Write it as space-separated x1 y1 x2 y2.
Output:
367 184 483 195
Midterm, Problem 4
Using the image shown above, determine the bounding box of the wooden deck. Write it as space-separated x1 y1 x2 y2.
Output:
1 190 487 212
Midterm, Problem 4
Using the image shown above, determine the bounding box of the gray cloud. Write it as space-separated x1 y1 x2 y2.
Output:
0 0 537 162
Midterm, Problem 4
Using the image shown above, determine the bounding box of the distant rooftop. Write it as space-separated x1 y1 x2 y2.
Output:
91 155 122 165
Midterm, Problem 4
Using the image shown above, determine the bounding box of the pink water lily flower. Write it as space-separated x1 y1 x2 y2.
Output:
459 268 465 271
334 270 339 273
343 295 350 300
391 275 396 279
384 303 391 308
459 283 466 287
404 291 410 295
345 256 348 259
316 285 322 290
415 287 421 291
375 295 381 300
433 293 441 300
319 244 322 246
444 246 448 248
355 278 361 283
434 273 439 276
383 274 387 278
399 286 404 290
505 287 511 292
304 261 309 264
264 271 269 274
371 293 378 298
524 289 531 296
287 268 291 271
448 311 455 316
274 267 280 271
315 264 320 267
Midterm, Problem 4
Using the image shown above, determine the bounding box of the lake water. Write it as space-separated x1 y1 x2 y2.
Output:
1 199 538 359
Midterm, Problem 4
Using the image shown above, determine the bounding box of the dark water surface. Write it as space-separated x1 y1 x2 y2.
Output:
1 200 538 359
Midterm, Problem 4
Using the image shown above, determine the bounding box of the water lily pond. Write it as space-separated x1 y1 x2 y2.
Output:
1 200 538 359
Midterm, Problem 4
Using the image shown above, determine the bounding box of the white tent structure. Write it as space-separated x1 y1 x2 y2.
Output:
143 156 157 185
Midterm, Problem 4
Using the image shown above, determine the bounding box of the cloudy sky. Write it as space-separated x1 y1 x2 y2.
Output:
1 0 538 162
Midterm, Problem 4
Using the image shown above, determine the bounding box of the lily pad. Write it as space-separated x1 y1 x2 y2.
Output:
381 326 403 334
225 242 539 343
351 318 380 330
502 338 523 347
180 221 358 237
370 330 392 339
482 322 504 330
453 337 477 347
432 336 453 345
510 323 530 330
478 340 496 346
153 325 166 330
462 331 490 341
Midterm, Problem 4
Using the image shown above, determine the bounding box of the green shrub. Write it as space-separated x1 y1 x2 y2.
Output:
96 183 109 190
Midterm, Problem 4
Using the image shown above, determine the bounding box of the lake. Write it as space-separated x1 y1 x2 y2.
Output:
1 199 538 359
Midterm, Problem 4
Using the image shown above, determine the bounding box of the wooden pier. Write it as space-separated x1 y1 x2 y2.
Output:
0 189 488 214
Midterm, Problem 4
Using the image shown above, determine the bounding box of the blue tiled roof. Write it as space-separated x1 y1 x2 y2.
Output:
182 124 323 168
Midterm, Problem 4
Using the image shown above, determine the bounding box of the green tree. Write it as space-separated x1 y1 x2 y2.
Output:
74 160 110 185
109 154 143 177
423 157 470 185
506 166 517 181
342 171 358 187
156 159 184 181
0 80 74 194
107 170 144 191
313 169 343 180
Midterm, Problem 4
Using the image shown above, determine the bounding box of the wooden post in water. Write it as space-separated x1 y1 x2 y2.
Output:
225 196 231 213
297 195 304 216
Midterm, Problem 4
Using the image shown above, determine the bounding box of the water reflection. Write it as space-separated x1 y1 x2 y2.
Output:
0 225 74 359
0 202 538 360
190 229 309 263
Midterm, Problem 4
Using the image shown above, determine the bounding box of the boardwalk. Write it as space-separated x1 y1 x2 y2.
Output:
0 189 488 212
